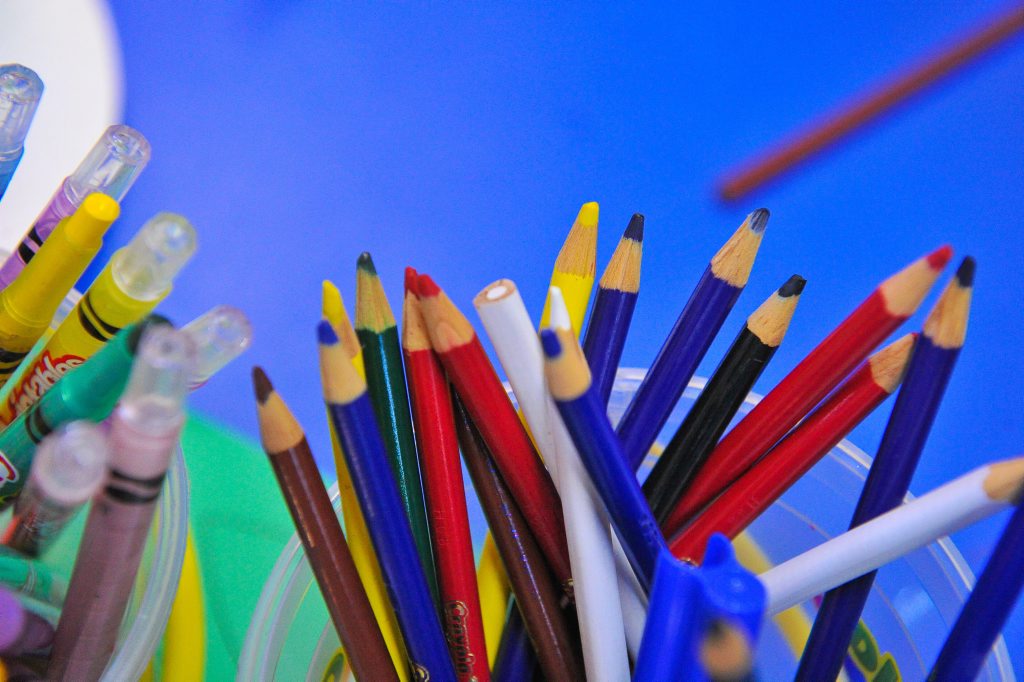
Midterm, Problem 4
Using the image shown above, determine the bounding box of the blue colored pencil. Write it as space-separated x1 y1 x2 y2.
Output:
491 608 538 682
796 257 974 681
541 326 667 591
317 321 457 682
615 209 768 471
581 213 644 406
928 497 1024 680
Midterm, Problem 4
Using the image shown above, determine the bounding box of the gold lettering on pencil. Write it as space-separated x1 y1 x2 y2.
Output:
443 601 477 676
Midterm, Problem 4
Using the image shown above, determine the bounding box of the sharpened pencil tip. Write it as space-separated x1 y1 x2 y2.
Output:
778 274 806 298
624 213 645 242
416 273 441 297
747 208 770 234
577 201 599 228
252 366 273 404
955 256 975 287
356 251 377 275
317 319 339 345
926 244 953 270
539 328 562 358
404 266 419 295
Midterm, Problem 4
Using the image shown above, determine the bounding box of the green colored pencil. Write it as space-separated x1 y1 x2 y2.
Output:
355 252 437 603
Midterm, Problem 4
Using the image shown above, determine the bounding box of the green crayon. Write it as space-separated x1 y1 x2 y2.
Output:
0 315 169 505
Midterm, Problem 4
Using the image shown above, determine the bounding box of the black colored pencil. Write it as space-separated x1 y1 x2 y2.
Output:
643 275 805 525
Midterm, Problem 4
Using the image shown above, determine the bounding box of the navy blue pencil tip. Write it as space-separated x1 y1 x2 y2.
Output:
625 213 645 242
317 319 339 345
778 274 806 298
955 256 975 287
539 328 562 358
748 208 770 233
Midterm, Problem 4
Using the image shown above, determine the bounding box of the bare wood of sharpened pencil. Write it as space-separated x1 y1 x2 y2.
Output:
253 367 397 682
718 5 1024 201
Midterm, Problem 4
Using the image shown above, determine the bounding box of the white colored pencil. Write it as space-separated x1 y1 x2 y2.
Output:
475 280 631 680
761 457 1024 615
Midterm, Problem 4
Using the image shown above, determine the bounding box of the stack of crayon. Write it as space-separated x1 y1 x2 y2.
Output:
0 63 253 681
253 197 1023 682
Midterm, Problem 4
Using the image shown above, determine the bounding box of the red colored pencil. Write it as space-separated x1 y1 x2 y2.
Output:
664 245 951 530
667 333 916 560
415 272 573 596
402 268 490 682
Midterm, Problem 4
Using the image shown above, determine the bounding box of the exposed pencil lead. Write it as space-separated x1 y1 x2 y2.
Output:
357 251 377 274
252 366 272 404
416 273 442 297
318 320 340 345
404 266 419 295
577 201 599 228
778 275 806 298
624 213 645 242
927 244 953 270
747 208 770 234
955 256 976 287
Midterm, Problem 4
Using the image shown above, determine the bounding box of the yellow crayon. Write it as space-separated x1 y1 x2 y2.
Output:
1 213 196 423
323 279 410 680
0 194 118 390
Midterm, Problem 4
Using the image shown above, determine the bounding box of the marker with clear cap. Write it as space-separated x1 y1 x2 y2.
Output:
182 305 253 389
0 124 150 288
1 421 109 557
0 193 120 390
48 325 193 681
0 316 167 505
0 213 196 423
0 64 44 200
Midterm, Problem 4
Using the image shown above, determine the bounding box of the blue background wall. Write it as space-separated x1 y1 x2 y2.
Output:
104 0 1024 672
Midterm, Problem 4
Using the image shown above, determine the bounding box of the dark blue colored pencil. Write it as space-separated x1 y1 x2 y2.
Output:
928 497 1024 680
491 608 538 682
615 209 768 471
796 257 974 681
581 213 643 406
317 321 457 682
541 326 667 592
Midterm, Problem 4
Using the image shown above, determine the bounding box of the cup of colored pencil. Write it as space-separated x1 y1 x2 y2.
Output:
244 204 1020 681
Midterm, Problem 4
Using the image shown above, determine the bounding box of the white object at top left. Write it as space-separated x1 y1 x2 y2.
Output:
0 0 124 248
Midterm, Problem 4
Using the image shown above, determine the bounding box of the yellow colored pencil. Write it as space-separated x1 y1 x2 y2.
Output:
478 202 599 656
540 201 599 332
322 280 409 680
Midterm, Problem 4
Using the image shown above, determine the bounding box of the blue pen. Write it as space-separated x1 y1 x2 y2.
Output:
0 64 44 201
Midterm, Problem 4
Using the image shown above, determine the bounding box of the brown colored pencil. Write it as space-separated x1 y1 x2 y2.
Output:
451 391 584 682
718 5 1024 200
253 366 398 682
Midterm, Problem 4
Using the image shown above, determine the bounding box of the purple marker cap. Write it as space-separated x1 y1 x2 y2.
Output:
0 587 54 655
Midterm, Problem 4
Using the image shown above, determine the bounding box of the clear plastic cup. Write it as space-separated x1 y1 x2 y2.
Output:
0 272 188 681
240 369 1014 680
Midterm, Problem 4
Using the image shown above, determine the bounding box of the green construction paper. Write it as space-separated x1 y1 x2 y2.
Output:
179 413 295 681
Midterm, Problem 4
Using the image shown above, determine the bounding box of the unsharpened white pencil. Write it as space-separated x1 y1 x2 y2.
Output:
474 280 631 681
761 457 1024 615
